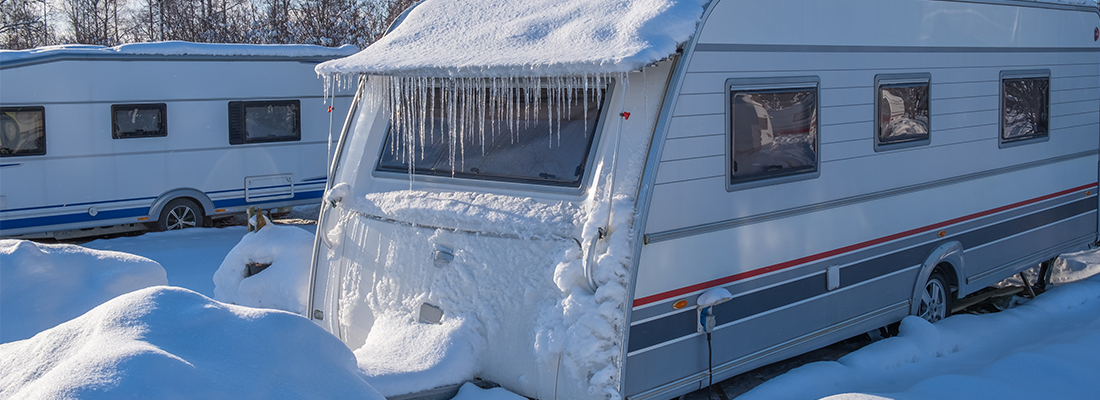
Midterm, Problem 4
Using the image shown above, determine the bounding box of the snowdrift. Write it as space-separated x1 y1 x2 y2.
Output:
214 224 315 315
0 239 167 343
0 286 384 400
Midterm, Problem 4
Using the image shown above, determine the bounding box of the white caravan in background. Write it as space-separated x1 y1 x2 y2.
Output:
309 0 1100 399
0 42 357 239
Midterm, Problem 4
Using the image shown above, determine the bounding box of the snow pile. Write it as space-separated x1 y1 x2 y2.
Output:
737 254 1100 400
0 286 384 400
316 0 708 77
353 311 485 396
0 41 358 64
213 224 315 315
452 382 527 400
0 239 167 344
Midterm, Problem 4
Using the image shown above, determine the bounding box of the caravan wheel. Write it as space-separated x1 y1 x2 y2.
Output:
157 199 205 231
917 271 951 323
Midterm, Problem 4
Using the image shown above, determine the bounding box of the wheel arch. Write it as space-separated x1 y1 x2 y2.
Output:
910 241 965 316
148 189 214 222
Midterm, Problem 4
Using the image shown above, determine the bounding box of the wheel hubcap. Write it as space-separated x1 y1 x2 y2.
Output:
166 206 197 230
919 278 947 323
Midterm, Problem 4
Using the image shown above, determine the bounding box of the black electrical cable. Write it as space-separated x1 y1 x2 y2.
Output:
707 331 714 393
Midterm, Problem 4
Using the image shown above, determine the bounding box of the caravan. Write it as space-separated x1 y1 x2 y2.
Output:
0 42 357 239
308 0 1100 399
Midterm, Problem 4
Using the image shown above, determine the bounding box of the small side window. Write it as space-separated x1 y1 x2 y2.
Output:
112 103 167 139
874 73 930 151
1000 70 1050 148
228 100 301 145
726 77 820 191
0 106 46 157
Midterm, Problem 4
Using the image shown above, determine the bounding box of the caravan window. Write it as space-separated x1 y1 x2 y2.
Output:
376 82 608 188
874 74 930 151
726 77 820 190
228 100 301 144
112 103 167 139
1000 70 1050 147
1 106 46 157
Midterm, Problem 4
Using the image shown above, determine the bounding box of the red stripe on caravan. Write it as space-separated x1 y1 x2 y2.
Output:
632 182 1099 308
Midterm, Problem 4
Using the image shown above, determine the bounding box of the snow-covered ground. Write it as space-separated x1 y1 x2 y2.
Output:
2 225 1099 399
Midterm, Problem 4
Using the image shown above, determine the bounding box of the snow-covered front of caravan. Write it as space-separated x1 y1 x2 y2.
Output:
308 0 706 398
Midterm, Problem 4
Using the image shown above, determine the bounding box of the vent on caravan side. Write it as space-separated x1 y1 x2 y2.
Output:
228 101 244 145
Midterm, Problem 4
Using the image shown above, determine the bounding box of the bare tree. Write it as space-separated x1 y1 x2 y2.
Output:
61 0 126 45
1 0 52 49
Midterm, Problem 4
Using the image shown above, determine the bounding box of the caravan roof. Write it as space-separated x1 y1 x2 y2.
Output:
0 41 359 68
315 0 709 77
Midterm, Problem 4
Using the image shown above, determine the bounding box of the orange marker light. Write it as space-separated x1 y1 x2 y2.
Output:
673 300 688 309
938 230 947 238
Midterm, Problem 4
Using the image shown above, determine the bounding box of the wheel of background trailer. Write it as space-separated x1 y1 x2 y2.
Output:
157 198 205 231
917 270 951 323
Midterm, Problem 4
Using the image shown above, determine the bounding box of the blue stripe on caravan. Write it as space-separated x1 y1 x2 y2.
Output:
0 195 159 213
1 189 325 232
0 207 149 230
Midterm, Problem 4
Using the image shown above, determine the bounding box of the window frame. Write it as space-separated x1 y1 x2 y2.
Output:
111 103 167 139
998 69 1051 149
0 106 47 157
724 76 821 192
371 80 615 194
228 99 302 145
873 73 931 152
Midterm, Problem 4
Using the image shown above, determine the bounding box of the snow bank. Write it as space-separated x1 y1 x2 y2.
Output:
214 224 315 315
738 261 1100 400
316 0 709 77
354 311 485 396
0 286 384 400
0 41 358 64
0 239 167 343
452 382 527 400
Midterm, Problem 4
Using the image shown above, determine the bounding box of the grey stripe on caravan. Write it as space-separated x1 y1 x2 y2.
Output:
9 140 331 163
644 150 1096 245
7 94 350 106
631 188 1090 320
627 196 1096 351
627 264 918 357
694 43 1100 54
627 300 910 400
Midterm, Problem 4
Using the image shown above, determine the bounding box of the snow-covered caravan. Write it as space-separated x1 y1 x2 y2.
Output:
0 43 357 239
309 0 1100 398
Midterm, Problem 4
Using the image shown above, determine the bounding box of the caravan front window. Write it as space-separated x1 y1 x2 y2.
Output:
0 106 46 157
376 84 607 188
726 77 819 190
112 103 167 139
1000 70 1050 147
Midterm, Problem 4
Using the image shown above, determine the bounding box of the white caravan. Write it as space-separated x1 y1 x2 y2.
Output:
309 0 1100 399
0 42 357 239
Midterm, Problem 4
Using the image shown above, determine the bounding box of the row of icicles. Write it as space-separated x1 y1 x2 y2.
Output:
323 73 625 174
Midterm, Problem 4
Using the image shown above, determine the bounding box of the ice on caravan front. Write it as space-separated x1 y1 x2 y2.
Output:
309 0 1100 399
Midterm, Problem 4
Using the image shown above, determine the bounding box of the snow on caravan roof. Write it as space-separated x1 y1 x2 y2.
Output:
316 0 710 77
0 41 359 67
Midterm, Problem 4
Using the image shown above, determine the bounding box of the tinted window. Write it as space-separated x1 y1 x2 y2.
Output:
729 86 818 184
112 103 167 139
0 106 46 157
877 81 930 148
229 100 301 144
1002 75 1049 144
377 85 606 187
